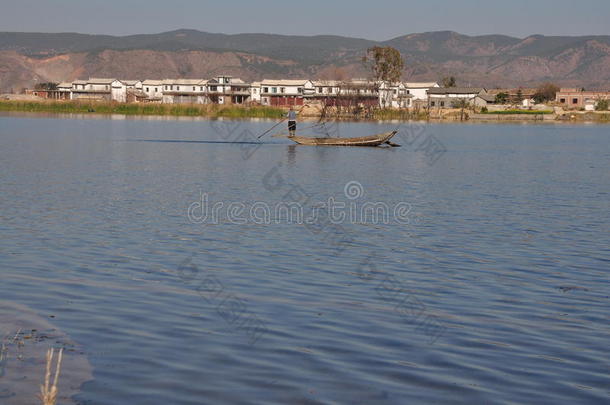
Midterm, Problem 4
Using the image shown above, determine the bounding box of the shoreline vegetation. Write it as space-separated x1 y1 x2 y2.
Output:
1 100 609 123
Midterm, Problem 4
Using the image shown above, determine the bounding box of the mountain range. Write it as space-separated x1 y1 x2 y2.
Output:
1 29 610 92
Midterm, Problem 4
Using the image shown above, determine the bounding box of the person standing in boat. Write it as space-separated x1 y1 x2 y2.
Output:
287 106 297 137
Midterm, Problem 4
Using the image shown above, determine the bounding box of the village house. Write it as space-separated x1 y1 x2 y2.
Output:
71 78 127 102
555 88 610 110
260 79 315 106
340 79 380 107
427 87 488 108
404 82 440 101
122 80 143 90
141 80 164 102
55 82 73 100
313 80 341 97
311 79 379 107
250 82 262 104
473 93 497 108
487 88 537 105
206 76 250 104
121 80 146 103
161 79 207 104
379 82 413 109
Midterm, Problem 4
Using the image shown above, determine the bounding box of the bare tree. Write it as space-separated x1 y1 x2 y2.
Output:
533 82 559 103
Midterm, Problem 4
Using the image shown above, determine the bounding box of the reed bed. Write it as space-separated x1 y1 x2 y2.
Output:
0 100 285 119
372 108 429 120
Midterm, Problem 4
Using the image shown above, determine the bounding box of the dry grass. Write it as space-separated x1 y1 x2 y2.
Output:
39 347 63 405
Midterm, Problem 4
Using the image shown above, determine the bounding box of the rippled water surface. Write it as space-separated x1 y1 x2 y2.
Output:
1 113 609 404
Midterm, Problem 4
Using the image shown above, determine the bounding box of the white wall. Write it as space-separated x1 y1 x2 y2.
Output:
250 85 261 102
110 81 126 102
143 83 163 99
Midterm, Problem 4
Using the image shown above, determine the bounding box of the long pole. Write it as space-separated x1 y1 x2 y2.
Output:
257 117 287 139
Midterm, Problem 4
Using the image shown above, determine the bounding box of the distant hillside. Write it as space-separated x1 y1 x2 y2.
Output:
1 29 610 92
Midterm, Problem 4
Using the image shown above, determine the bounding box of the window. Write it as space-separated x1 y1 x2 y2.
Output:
177 86 180 91
560 98 566 103
165 86 168 90
200 87 204 91
572 98 578 104
318 88 323 94
407 90 410 94
193 86 196 91
105 85 109 90
440 101 445 107
280 87 286 93
170 86 173 90
155 88 158 92
263 87 269 93
298 88 303 94
431 101 436 107
393 90 397 95
272 87 277 94
146 87 150 92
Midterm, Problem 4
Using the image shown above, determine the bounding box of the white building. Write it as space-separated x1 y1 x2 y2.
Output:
207 76 250 104
71 78 126 102
427 87 488 108
122 80 142 90
250 81 261 103
142 80 164 102
260 79 315 106
162 79 208 104
379 82 413 108
313 80 342 97
404 82 440 101
55 82 73 100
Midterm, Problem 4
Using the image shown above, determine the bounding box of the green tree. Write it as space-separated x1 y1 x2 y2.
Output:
34 82 58 91
516 89 524 104
495 92 509 104
533 82 559 103
362 46 404 83
596 99 609 111
442 76 456 87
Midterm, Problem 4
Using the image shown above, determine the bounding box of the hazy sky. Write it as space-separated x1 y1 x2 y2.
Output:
2 0 609 39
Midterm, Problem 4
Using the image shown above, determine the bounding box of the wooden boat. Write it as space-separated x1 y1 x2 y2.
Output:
288 130 399 147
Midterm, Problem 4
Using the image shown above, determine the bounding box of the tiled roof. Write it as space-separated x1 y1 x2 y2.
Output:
261 79 311 86
404 82 439 88
477 94 496 102
428 87 486 95
88 78 118 84
163 79 207 85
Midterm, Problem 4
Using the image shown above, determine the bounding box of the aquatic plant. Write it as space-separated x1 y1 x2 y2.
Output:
0 100 286 119
39 347 63 405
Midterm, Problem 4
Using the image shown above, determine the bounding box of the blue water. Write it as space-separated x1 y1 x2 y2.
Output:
1 113 609 404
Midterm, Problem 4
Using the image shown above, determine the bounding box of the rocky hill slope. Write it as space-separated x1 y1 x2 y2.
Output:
1 29 609 91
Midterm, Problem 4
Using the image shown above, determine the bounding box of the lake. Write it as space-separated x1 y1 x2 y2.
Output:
1 112 609 404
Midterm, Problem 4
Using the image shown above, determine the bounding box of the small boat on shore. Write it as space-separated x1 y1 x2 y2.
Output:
288 130 399 147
